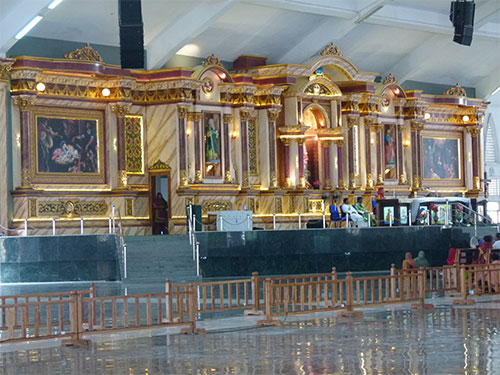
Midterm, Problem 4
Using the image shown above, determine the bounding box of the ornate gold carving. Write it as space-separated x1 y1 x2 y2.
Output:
290 196 296 212
118 169 128 187
467 126 481 137
412 174 421 190
270 171 278 189
0 60 14 81
308 199 325 213
12 96 35 111
366 173 374 189
377 174 384 186
305 82 333 96
21 168 31 188
28 199 37 218
281 138 291 146
383 73 397 85
149 159 171 173
337 178 344 190
38 200 107 217
242 170 249 188
248 118 259 176
444 83 466 97
111 104 130 118
399 174 406 185
185 197 194 207
65 43 102 62
177 105 188 119
202 200 232 213
334 139 344 147
303 196 309 212
346 116 358 128
195 170 202 183
267 109 281 122
321 42 343 57
187 112 203 122
410 120 424 132
202 77 214 94
131 86 195 104
349 173 357 189
180 169 188 187
125 198 134 217
223 114 233 123
248 197 256 212
275 197 283 213
473 176 481 190
124 115 144 174
224 170 232 183
240 110 250 122
297 138 305 146
203 54 223 68
324 178 332 190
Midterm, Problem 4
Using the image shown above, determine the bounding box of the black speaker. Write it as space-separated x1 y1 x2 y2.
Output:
118 0 144 69
450 0 475 46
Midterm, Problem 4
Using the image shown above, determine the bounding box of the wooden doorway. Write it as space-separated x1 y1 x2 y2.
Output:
148 160 171 235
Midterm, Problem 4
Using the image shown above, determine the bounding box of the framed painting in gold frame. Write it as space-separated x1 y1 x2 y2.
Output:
202 111 222 179
422 135 462 182
30 106 106 185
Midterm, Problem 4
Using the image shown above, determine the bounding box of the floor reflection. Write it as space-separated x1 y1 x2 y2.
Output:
1 305 499 374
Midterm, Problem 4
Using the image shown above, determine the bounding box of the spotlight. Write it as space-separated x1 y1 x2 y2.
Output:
219 72 227 80
101 88 111 97
393 87 400 95
36 82 46 92
462 115 470 122
424 112 431 120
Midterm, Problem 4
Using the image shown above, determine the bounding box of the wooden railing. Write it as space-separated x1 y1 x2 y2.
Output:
453 264 500 305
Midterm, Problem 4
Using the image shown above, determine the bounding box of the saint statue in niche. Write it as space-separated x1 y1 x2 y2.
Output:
205 118 219 162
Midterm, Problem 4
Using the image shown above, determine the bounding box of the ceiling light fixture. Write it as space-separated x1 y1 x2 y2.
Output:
48 0 64 9
15 16 43 40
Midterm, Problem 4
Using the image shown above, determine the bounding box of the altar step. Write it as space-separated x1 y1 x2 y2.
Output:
124 235 199 284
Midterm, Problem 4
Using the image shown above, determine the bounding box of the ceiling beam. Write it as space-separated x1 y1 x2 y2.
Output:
476 65 500 99
246 0 355 19
145 0 236 70
0 0 53 56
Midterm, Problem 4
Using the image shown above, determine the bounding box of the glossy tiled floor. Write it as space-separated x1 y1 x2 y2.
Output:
1 298 499 374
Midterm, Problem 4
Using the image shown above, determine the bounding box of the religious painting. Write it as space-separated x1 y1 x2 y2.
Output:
203 112 222 178
31 106 105 185
383 206 395 225
384 125 397 180
400 206 408 225
423 137 461 180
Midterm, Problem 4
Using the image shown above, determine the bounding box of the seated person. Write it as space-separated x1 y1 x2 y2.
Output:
474 235 493 264
353 197 377 226
493 233 500 249
402 252 417 270
340 198 366 227
415 251 430 268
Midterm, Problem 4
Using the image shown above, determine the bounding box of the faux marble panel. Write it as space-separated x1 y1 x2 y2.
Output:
0 83 8 229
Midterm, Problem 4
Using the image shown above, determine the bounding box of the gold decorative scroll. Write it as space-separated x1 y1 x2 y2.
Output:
38 200 107 217
149 159 171 173
65 43 102 62
202 200 233 213
124 115 144 174
125 198 134 216
274 197 283 213
248 117 259 176
203 54 224 68
383 73 397 84
444 83 466 97
321 42 343 57
308 199 324 213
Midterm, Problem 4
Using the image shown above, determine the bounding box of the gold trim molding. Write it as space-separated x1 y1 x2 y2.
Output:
38 200 107 217
65 43 102 62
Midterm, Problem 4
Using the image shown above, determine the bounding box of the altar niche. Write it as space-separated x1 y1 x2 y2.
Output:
203 112 222 179
384 124 398 180
303 106 327 189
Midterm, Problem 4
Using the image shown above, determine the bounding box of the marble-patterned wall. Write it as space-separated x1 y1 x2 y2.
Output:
0 80 9 231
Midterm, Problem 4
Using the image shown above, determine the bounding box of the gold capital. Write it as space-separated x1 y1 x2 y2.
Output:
188 112 202 122
111 104 131 118
346 115 358 128
0 60 14 82
223 113 233 124
467 126 481 137
240 109 250 122
267 109 281 122
177 105 189 119
224 170 232 183
180 169 188 187
12 96 35 111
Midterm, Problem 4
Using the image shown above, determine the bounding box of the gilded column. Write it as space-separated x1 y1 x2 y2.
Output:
297 138 305 188
410 120 423 192
364 118 374 189
267 109 280 189
0 59 14 229
283 138 291 188
223 113 232 183
346 116 357 189
468 126 482 191
12 96 36 188
177 105 188 187
190 112 203 183
111 103 131 188
372 123 384 186
240 109 250 188
335 139 345 189
397 126 405 184
322 140 332 189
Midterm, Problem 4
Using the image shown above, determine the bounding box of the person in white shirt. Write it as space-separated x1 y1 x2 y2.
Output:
340 198 367 228
493 233 500 249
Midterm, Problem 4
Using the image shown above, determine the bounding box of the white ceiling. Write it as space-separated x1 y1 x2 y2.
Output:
0 0 499 97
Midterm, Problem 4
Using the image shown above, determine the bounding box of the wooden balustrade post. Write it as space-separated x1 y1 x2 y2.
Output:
339 272 363 317
7 307 15 340
390 264 396 301
411 268 434 311
90 282 97 327
62 291 91 347
164 278 174 323
245 272 264 316
181 286 206 334
453 266 476 305
258 279 281 326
